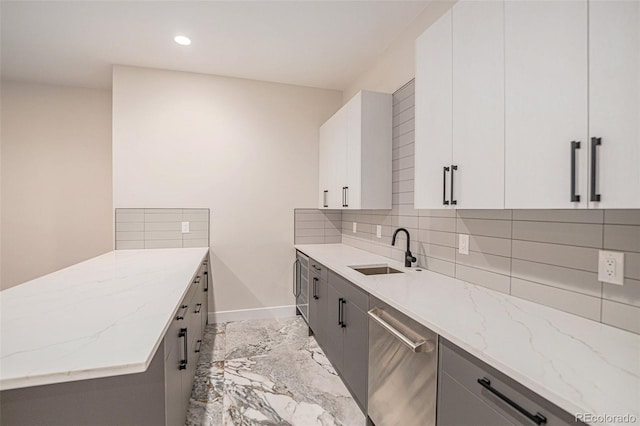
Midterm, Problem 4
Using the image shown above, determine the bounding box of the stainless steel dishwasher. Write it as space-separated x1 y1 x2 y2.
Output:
367 296 438 426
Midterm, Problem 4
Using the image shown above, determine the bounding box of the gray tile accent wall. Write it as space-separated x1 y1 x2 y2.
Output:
339 79 640 335
115 208 210 249
294 209 342 244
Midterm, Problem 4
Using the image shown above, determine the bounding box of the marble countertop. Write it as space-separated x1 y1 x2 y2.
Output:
295 243 640 426
0 248 209 391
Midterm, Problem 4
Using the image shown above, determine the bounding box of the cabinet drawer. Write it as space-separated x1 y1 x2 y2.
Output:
328 270 368 312
439 340 581 426
309 258 328 282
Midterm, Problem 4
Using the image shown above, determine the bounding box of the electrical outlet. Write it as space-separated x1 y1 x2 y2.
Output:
353 222 357 233
181 221 190 234
376 225 382 238
598 250 624 285
458 234 469 255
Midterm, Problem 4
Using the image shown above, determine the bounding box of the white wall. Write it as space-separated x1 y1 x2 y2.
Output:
343 0 455 101
112 66 342 313
1 81 113 289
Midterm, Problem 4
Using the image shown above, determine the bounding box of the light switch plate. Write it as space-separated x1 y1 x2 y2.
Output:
598 250 624 285
458 234 469 255
353 222 357 233
376 225 382 238
181 221 190 234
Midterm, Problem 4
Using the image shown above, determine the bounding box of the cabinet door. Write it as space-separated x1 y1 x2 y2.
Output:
589 0 640 208
164 336 184 426
325 284 344 373
309 276 328 345
505 0 588 208
415 9 453 209
452 0 505 209
345 93 362 210
437 371 512 426
319 120 331 209
319 108 347 209
331 108 348 209
341 301 368 410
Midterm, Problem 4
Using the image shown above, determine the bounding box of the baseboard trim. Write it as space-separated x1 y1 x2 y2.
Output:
208 305 297 324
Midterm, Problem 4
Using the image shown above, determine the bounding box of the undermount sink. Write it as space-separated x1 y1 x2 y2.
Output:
351 265 403 276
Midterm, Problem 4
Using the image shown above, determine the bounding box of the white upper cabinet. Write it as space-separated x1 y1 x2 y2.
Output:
504 0 588 209
319 107 346 209
318 90 392 210
452 0 505 209
415 2 504 209
415 9 453 209
589 0 640 208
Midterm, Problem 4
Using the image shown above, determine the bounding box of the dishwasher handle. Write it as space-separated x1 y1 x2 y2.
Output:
368 308 433 353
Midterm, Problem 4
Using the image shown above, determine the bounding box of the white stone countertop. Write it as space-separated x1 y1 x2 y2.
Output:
295 243 640 426
0 248 209 391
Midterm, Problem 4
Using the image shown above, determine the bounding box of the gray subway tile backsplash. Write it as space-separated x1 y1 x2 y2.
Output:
294 209 343 245
115 208 210 249
294 79 640 335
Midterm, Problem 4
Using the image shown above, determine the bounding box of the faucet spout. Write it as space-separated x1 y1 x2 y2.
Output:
391 227 417 267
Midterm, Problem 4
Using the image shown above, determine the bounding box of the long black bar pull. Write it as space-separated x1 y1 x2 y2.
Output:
477 378 547 425
450 165 458 205
571 141 581 202
340 299 346 328
590 137 601 202
313 277 319 300
338 298 344 326
443 166 450 205
179 328 188 370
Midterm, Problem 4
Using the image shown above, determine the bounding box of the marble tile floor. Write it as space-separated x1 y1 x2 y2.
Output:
185 316 365 426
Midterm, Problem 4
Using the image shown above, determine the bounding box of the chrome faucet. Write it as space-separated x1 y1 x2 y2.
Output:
391 227 417 268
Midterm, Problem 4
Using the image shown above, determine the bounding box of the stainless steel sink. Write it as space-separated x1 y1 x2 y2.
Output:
351 265 403 276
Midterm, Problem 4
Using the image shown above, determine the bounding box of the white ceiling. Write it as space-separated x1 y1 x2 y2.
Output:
1 1 429 90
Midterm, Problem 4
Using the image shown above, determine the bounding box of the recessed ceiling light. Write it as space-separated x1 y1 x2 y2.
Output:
174 35 191 46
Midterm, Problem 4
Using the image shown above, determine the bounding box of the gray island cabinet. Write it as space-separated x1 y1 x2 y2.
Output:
0 255 209 426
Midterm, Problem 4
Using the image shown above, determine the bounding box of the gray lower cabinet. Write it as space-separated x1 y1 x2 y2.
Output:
437 339 584 426
308 263 328 346
322 270 369 411
1 260 209 426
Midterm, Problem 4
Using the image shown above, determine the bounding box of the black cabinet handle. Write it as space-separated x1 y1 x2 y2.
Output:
571 141 581 202
443 166 450 205
313 277 318 300
195 339 202 353
340 299 347 328
292 259 300 297
477 378 547 425
323 190 328 208
204 271 208 292
450 165 458 205
590 137 601 202
194 303 202 314
344 187 349 207
176 304 188 320
338 297 344 326
179 328 188 370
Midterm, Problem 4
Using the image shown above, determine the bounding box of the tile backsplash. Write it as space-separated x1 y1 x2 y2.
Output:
294 209 342 244
296 79 640 335
115 208 210 249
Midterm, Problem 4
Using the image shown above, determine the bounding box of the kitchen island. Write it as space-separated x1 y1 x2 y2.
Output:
295 243 640 426
0 247 209 425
